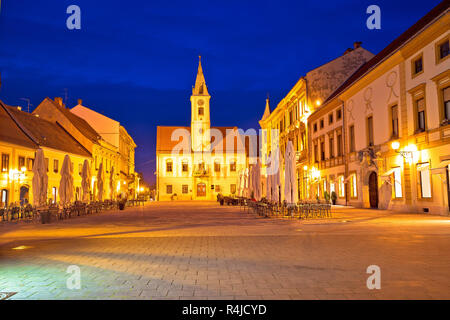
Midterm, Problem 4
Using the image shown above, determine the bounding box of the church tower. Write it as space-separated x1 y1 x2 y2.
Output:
191 56 211 153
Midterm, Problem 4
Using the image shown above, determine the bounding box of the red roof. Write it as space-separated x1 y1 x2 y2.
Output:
1 102 91 157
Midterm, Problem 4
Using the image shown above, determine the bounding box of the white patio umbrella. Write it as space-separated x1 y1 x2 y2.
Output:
253 159 262 201
32 148 48 207
272 147 282 203
265 153 272 201
110 166 115 200
97 162 104 201
58 154 74 206
243 168 249 197
236 169 242 197
81 159 91 203
284 141 298 204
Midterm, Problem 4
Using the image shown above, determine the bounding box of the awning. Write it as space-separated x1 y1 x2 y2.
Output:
380 168 396 177
417 163 430 172
430 160 450 175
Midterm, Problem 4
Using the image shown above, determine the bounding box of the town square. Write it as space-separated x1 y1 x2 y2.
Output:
0 0 449 303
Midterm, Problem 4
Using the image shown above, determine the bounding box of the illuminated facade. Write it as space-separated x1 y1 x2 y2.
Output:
308 2 450 214
0 102 91 206
259 44 373 200
156 58 254 201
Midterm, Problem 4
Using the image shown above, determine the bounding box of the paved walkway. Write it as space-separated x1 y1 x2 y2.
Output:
0 202 449 300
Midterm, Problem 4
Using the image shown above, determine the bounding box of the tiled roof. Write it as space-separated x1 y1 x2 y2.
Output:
323 0 449 105
0 101 37 149
156 126 252 154
3 103 91 157
43 97 100 143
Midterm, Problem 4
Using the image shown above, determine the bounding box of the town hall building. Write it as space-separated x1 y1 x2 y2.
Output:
156 58 256 201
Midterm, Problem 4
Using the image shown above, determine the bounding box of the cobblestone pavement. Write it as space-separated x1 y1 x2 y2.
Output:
1 202 449 300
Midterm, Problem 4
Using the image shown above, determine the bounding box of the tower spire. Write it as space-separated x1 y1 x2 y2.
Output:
261 95 271 121
193 55 209 95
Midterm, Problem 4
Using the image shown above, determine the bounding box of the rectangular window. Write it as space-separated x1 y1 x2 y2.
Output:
27 158 34 171
338 176 345 197
18 156 25 169
329 136 334 158
336 109 342 120
53 159 59 173
230 184 236 194
391 105 399 137
314 144 318 163
351 174 357 198
413 56 423 75
45 158 49 172
198 107 204 116
215 185 221 192
182 185 188 194
438 38 449 61
443 87 450 121
166 161 173 172
166 185 173 194
393 168 402 198
349 125 355 152
329 113 333 124
182 162 188 172
214 162 220 172
367 116 374 146
320 141 325 161
337 134 342 156
418 164 432 198
416 98 426 132
320 119 324 129
230 162 236 172
1 154 9 172
313 123 317 132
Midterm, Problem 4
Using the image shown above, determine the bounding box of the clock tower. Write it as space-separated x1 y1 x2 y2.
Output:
191 56 211 153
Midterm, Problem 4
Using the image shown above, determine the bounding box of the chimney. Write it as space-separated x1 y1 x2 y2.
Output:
343 48 353 55
54 97 63 107
77 99 83 105
353 41 362 49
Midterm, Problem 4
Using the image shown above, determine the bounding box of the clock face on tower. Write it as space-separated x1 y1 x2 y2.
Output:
197 99 204 106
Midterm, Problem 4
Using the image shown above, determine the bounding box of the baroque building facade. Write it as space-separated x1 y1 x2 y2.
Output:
156 58 255 201
259 44 374 201
308 2 449 214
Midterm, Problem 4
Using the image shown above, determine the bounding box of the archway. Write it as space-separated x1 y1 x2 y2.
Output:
368 171 379 208
20 185 29 205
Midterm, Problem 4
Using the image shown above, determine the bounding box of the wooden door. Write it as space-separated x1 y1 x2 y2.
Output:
197 183 206 197
369 171 378 209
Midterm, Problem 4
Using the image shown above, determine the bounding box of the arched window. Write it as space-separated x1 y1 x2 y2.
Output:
166 160 173 173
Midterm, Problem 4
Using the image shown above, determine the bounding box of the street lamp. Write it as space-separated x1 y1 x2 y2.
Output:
391 141 414 160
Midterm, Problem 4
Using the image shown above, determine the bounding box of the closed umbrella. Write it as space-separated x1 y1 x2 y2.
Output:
81 159 91 203
243 168 249 198
110 166 115 200
265 153 272 201
254 159 262 201
272 147 282 203
58 154 74 206
237 169 242 197
284 141 298 204
32 148 48 207
97 162 104 202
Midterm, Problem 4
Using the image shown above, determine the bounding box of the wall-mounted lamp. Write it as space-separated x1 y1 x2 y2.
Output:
391 141 415 160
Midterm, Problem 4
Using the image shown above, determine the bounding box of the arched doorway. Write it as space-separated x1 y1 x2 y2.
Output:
368 171 378 208
20 185 29 205
197 183 206 197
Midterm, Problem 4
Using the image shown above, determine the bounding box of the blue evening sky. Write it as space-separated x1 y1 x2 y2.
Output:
0 0 443 183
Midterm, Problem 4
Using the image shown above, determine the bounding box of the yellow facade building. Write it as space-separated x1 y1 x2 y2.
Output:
0 101 91 206
308 2 450 214
156 58 254 201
